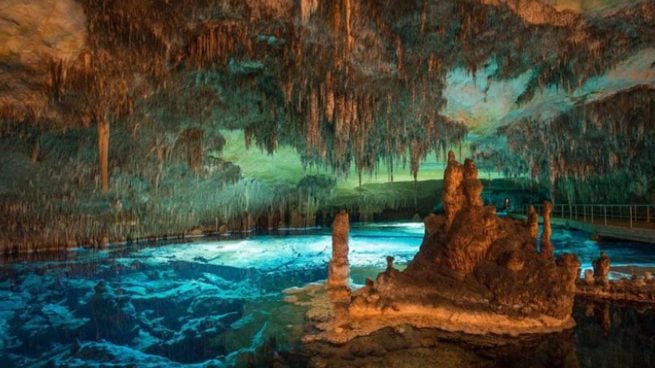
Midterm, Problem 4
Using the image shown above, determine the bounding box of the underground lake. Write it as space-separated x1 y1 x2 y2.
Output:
1 222 654 367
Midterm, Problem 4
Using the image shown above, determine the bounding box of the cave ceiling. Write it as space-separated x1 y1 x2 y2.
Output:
1 0 654 176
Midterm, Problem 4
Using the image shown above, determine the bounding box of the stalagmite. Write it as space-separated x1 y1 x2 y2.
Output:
593 251 611 290
463 159 483 207
527 205 538 240
328 210 350 289
541 200 554 259
442 151 465 229
556 253 581 293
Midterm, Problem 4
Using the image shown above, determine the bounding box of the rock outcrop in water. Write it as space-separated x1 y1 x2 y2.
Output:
298 153 580 343
328 210 350 289
576 252 655 304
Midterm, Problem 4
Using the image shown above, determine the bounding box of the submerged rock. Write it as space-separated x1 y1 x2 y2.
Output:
86 280 139 344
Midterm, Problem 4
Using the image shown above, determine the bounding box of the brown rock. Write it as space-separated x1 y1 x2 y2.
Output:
593 252 611 290
463 159 483 207
541 201 554 259
328 210 350 289
424 213 442 238
442 151 465 229
527 205 538 240
444 206 498 274
306 156 578 344
584 269 595 285
556 253 581 293
498 250 525 272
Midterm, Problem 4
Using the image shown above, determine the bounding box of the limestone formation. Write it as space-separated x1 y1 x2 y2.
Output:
556 253 581 293
584 269 595 285
444 205 497 274
424 213 442 238
577 262 655 304
593 252 611 289
386 256 395 271
328 210 350 289
527 206 539 240
498 250 525 272
540 201 554 259
442 151 465 229
463 159 484 207
298 157 580 344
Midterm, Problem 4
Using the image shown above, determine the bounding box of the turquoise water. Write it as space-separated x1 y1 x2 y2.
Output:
0 223 654 367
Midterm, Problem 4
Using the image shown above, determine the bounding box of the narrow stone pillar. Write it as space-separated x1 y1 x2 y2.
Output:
527 206 538 240
541 201 554 259
556 253 580 293
442 151 464 229
328 210 350 289
463 159 483 207
593 251 611 290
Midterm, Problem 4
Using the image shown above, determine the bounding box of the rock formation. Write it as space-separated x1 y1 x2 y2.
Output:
442 151 466 229
576 252 655 303
327 210 350 289
593 251 611 290
527 206 539 240
299 156 580 343
540 201 554 259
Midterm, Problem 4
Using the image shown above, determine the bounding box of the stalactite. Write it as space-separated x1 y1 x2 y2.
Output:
97 113 110 193
300 0 319 24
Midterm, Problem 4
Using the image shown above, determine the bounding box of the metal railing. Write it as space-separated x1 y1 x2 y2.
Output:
523 203 654 229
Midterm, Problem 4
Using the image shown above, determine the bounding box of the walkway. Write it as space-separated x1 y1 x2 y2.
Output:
515 204 655 244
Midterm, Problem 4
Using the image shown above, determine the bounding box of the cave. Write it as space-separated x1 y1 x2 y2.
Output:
1 0 655 367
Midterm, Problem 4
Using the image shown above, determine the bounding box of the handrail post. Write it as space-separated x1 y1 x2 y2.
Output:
591 205 594 224
648 205 651 223
629 206 633 229
604 205 607 226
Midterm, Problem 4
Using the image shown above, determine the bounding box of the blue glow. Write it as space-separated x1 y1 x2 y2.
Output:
1 223 654 366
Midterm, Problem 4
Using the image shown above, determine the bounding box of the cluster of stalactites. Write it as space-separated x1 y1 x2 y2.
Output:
187 22 254 68
503 86 655 189
48 51 136 124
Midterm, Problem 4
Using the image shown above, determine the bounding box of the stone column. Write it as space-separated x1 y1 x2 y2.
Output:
328 210 350 289
463 159 483 207
556 253 581 293
593 251 610 290
527 205 538 240
442 151 465 229
541 201 554 259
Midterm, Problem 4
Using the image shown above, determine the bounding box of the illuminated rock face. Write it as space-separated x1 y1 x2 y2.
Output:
304 156 580 343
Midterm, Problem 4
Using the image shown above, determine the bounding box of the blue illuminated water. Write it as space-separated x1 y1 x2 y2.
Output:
0 222 654 367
